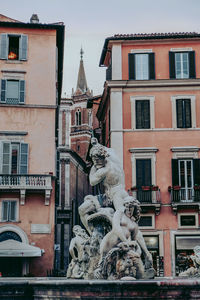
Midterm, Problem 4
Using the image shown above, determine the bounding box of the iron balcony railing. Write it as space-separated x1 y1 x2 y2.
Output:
170 187 200 203
0 174 52 190
131 188 161 204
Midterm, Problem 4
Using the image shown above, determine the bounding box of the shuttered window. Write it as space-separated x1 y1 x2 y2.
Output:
136 100 150 129
1 142 29 174
176 99 191 128
129 53 155 80
2 201 17 222
0 34 28 61
136 159 152 187
0 79 25 104
169 51 195 79
172 159 200 186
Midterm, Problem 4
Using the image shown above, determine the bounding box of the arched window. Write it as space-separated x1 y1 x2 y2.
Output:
75 109 81 126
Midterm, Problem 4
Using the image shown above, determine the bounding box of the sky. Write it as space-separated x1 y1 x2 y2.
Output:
1 0 200 97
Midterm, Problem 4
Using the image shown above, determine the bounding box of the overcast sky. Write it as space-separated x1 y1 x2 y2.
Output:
1 0 200 97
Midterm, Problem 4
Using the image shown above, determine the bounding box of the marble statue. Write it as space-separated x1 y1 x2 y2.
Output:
179 246 200 277
67 138 155 280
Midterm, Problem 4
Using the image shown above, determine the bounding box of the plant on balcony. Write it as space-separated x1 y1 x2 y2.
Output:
130 186 138 191
168 186 172 192
151 185 159 191
194 184 200 190
173 185 181 191
142 186 151 191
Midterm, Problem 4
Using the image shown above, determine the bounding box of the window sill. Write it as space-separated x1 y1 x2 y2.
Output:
0 220 21 223
5 61 25 64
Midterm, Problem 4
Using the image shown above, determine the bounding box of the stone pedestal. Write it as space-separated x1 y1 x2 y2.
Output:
1 278 200 299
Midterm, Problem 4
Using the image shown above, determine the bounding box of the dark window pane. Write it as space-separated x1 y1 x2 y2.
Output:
180 215 196 226
176 99 191 128
136 100 150 129
138 216 152 227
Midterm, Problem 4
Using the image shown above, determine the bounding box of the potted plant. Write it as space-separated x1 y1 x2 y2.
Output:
194 184 200 190
151 185 159 191
142 186 151 191
168 186 172 192
131 186 138 192
173 185 181 191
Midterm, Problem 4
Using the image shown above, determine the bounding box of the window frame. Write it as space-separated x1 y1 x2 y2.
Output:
0 141 29 175
169 50 196 79
0 33 28 61
130 96 155 130
1 199 19 222
0 79 26 104
128 51 155 80
171 95 196 129
138 213 155 229
178 213 198 229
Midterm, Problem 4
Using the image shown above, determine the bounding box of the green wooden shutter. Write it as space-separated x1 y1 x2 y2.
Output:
128 53 135 80
1 79 6 102
136 100 150 129
0 34 8 59
189 51 196 79
185 99 191 128
20 143 28 174
176 100 183 128
19 80 25 103
2 142 11 174
19 35 28 60
172 159 179 186
193 159 200 185
2 201 9 221
169 52 175 79
136 159 152 187
149 53 155 79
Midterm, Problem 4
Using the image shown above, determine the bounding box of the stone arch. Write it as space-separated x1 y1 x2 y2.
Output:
0 225 29 244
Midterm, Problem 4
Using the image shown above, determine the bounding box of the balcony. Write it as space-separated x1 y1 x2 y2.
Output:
0 175 52 205
130 186 161 215
169 186 200 214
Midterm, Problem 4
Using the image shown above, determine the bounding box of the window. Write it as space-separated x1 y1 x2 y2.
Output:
0 34 28 61
138 214 155 229
136 100 150 129
1 79 25 104
129 53 155 80
75 109 81 126
171 158 200 202
130 96 155 130
1 142 28 174
171 95 195 129
178 213 198 229
169 51 195 79
2 200 17 222
176 99 191 128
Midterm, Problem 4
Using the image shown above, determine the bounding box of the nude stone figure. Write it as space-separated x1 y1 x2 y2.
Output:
89 138 128 210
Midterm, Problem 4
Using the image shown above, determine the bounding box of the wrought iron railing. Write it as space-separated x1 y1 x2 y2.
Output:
170 187 200 203
131 189 161 204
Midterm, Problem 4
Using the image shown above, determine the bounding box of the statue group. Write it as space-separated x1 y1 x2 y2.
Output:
67 138 155 280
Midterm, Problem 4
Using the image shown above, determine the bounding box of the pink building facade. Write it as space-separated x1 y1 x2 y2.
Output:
98 32 200 276
0 14 64 276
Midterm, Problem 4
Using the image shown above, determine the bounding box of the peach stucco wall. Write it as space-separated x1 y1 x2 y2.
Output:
0 25 58 275
121 39 200 80
112 37 200 277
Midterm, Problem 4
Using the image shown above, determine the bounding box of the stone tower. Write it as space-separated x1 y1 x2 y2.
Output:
70 48 93 161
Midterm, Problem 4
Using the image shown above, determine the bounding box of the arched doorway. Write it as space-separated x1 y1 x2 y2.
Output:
0 231 23 276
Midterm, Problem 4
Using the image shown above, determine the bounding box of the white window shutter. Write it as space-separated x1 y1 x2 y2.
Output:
0 34 8 59
2 201 9 221
10 201 17 221
2 142 11 174
1 79 6 102
19 80 25 103
19 35 28 60
20 143 29 174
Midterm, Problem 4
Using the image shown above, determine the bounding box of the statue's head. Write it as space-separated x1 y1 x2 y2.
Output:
123 196 141 222
73 225 82 236
90 140 108 169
